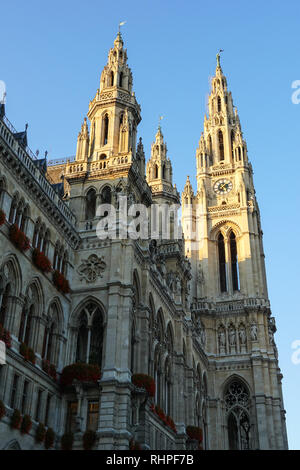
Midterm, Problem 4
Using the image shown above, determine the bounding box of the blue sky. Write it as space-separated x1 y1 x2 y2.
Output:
1 0 300 449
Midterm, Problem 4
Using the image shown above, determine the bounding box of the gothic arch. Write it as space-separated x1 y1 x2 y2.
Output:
132 269 141 308
222 376 252 450
0 254 22 296
25 277 45 314
45 297 64 334
210 220 242 241
2 439 21 450
70 296 107 328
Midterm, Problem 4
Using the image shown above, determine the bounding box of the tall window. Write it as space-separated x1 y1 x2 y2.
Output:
103 114 109 145
87 401 99 431
21 380 29 414
76 304 104 367
10 374 19 408
101 186 111 204
218 130 224 161
119 72 123 87
225 381 251 450
0 283 11 326
217 96 222 112
85 188 96 220
218 233 227 292
231 130 235 160
66 401 78 433
110 71 114 86
35 389 43 422
230 232 239 291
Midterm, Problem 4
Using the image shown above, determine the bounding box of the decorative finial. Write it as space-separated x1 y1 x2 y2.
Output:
158 115 164 130
216 49 224 67
45 150 48 158
118 21 126 34
25 123 28 131
36 149 39 157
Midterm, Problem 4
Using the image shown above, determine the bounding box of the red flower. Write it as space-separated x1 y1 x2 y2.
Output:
9 224 30 251
132 374 155 397
32 249 52 273
0 210 6 226
53 270 71 294
60 363 101 388
186 426 203 444
0 324 11 348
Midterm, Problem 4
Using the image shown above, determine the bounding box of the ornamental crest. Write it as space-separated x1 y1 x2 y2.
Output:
77 254 106 283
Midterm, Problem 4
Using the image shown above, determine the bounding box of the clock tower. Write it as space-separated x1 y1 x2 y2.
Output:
183 53 288 449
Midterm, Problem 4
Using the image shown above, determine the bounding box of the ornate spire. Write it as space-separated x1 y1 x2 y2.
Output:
195 57 248 173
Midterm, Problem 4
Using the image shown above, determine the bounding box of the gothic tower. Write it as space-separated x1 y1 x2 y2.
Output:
184 53 288 450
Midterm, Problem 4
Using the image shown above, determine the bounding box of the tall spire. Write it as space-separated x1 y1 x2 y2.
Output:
146 125 179 203
84 32 140 161
195 56 248 176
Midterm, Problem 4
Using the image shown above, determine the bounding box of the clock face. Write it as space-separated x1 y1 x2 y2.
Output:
213 179 233 195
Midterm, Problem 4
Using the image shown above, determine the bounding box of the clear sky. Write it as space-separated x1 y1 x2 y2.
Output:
1 0 299 450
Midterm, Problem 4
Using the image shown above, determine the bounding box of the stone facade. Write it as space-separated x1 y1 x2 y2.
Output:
0 36 287 450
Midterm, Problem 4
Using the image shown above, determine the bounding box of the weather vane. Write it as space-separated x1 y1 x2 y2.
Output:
158 115 164 129
216 49 224 66
118 21 126 33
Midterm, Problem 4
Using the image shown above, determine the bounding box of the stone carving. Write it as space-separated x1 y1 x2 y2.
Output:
218 327 226 350
239 326 246 345
268 326 274 345
77 254 106 283
229 326 236 347
250 323 258 341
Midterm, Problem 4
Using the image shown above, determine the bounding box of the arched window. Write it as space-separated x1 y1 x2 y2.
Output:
101 186 111 204
9 195 18 224
89 309 104 366
231 130 235 160
130 321 136 374
24 305 34 346
238 147 242 161
164 358 172 416
0 283 11 326
76 303 104 366
218 233 227 292
162 164 166 179
155 164 158 179
61 252 68 277
76 313 88 363
85 188 96 220
20 206 28 232
218 130 224 161
110 71 114 86
217 96 222 112
19 303 34 346
230 232 239 291
103 114 109 146
224 381 251 450
119 71 123 87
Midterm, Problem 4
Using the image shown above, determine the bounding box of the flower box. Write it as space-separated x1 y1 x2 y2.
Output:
61 432 74 450
0 400 5 420
132 373 155 397
186 426 203 444
42 359 57 381
83 430 97 450
19 343 36 364
9 224 30 252
32 249 52 273
53 270 71 294
21 414 32 434
35 422 46 443
150 404 177 433
0 324 11 348
129 439 141 450
60 363 101 388
44 427 55 449
0 210 6 226
11 409 22 430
